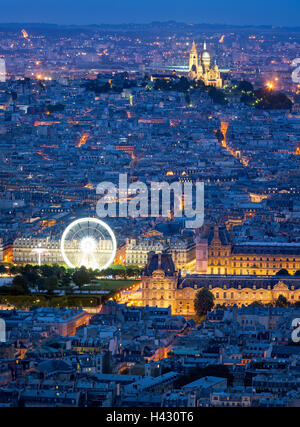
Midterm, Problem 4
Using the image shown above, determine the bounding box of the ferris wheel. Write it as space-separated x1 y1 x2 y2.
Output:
60 217 117 270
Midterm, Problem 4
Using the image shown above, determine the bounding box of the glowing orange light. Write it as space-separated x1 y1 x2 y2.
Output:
36 151 51 161
21 29 29 39
76 133 89 148
266 81 274 90
221 121 229 141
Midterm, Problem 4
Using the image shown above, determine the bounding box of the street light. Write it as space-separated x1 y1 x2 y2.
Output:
32 243 47 266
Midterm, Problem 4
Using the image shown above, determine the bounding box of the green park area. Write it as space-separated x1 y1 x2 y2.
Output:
84 279 139 291
0 263 141 309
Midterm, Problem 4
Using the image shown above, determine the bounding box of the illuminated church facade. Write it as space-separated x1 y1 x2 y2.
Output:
188 41 223 89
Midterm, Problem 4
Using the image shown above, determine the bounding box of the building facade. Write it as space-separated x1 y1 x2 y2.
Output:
141 252 300 315
203 226 300 276
13 237 112 266
126 235 195 270
12 226 300 277
13 238 63 264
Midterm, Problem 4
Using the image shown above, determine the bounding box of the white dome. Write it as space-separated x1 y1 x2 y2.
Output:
202 51 210 60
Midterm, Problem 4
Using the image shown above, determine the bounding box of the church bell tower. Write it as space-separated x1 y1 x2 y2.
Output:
189 41 198 72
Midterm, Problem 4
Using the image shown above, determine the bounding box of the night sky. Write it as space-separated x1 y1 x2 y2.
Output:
0 0 299 26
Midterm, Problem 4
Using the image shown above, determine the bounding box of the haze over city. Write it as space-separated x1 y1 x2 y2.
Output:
0 0 299 27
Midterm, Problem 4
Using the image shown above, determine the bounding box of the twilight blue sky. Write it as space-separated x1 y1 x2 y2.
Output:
0 0 299 26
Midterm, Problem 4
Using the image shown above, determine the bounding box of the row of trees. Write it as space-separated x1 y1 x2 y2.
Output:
82 71 293 110
151 76 292 110
237 80 292 110
276 269 300 276
0 263 142 296
153 76 195 92
0 294 103 310
2 264 92 294
152 76 228 105
84 76 137 95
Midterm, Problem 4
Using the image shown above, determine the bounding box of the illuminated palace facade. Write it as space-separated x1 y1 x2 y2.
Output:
13 237 112 265
141 253 300 315
200 226 300 276
126 234 195 270
188 41 222 88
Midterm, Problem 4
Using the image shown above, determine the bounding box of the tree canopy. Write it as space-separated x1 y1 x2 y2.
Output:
276 269 290 276
72 267 91 288
194 288 215 317
275 294 289 308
